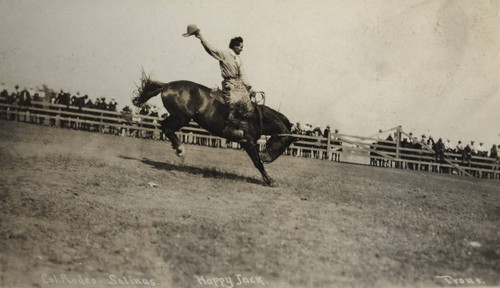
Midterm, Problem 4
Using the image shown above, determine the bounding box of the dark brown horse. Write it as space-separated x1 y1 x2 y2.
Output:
132 74 295 186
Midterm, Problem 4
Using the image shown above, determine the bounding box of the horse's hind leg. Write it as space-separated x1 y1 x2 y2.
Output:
160 116 189 157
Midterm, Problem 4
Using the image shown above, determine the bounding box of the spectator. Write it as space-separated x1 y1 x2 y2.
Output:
304 124 313 136
331 129 341 162
56 90 63 104
33 89 40 102
94 98 102 109
139 104 151 116
56 90 71 106
72 94 88 110
495 145 500 160
150 105 159 117
463 144 472 165
420 135 427 149
312 125 322 137
456 140 464 155
28 87 36 99
120 105 133 121
36 88 45 102
108 98 118 111
427 136 435 150
50 93 57 104
386 133 394 142
98 97 108 110
401 137 409 147
291 122 302 134
470 141 477 156
477 142 487 157
19 87 31 106
435 138 445 164
445 139 454 152
84 95 94 108
323 125 330 138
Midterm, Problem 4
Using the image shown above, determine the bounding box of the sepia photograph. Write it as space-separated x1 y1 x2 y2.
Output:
0 0 499 287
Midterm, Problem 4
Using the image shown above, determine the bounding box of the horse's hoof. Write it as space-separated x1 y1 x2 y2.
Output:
176 145 185 157
265 179 278 187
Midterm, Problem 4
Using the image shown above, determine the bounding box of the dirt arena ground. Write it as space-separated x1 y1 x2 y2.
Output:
0 120 499 288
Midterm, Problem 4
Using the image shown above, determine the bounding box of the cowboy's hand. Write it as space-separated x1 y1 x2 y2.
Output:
249 88 256 98
194 31 202 39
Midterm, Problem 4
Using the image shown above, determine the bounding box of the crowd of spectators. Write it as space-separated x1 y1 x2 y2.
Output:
1 84 43 107
0 83 120 112
370 129 499 178
400 132 498 162
0 83 126 132
291 122 337 138
288 122 342 161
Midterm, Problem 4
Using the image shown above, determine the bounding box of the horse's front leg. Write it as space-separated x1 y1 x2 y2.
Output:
242 143 277 186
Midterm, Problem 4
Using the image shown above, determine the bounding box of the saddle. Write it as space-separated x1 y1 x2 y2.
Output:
210 87 255 119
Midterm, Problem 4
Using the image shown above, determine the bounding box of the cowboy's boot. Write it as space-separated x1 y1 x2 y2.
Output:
223 124 247 143
223 113 247 143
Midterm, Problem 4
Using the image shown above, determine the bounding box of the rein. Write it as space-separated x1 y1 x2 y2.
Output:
243 91 266 152
252 91 266 137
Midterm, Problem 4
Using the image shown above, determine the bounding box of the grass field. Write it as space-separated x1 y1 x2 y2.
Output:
0 120 499 288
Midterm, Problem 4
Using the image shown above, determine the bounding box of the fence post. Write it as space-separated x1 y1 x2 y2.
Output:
326 130 331 161
396 125 401 168
55 107 61 127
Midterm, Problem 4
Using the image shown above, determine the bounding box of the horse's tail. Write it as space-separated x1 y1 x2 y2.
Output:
132 71 166 107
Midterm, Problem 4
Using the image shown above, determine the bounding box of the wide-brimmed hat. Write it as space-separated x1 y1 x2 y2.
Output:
183 24 200 37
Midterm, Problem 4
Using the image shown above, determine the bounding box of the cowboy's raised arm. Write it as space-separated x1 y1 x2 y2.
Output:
195 33 224 61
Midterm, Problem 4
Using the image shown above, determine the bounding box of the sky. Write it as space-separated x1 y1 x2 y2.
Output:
0 0 499 147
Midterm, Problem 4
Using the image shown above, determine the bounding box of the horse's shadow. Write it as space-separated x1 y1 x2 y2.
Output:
118 155 262 185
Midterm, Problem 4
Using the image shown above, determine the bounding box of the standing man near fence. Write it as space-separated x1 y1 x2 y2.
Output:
184 24 256 142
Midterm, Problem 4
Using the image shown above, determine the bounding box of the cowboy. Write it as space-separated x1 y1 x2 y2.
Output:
184 24 256 142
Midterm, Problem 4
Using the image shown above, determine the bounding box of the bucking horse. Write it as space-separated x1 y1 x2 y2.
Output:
132 73 295 186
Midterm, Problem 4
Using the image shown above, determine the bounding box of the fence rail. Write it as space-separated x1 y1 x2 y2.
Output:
1 99 498 180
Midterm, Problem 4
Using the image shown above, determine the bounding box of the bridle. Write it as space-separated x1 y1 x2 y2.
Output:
251 91 266 135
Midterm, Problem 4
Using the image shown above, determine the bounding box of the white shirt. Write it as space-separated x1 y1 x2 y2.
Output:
445 141 454 150
477 144 487 154
200 38 251 88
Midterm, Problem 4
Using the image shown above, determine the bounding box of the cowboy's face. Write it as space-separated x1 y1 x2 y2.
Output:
232 43 243 55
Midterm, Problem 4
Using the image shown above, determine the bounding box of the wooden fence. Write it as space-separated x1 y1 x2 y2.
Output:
1 99 498 180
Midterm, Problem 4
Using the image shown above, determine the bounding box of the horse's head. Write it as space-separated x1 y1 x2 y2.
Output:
259 135 295 163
